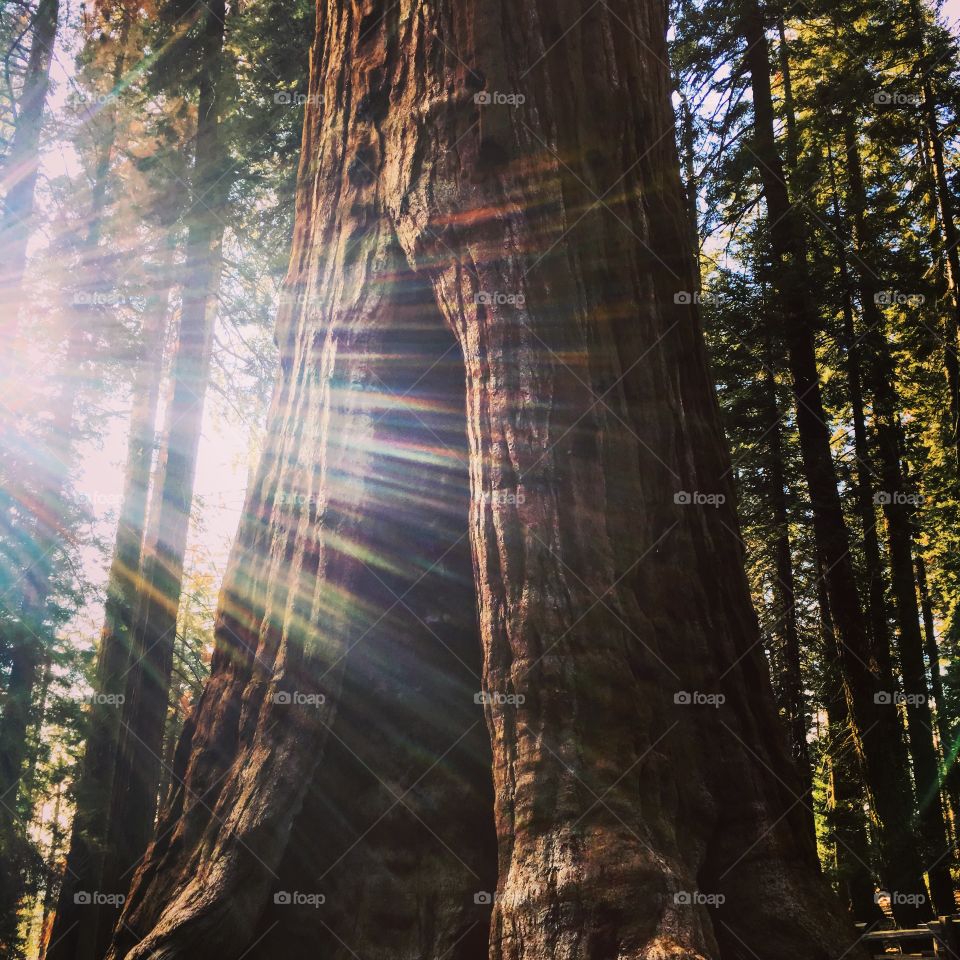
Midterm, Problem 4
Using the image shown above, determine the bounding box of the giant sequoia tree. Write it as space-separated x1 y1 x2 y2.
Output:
94 1 871 958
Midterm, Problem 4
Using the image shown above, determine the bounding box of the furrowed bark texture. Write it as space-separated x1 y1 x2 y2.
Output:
107 2 864 958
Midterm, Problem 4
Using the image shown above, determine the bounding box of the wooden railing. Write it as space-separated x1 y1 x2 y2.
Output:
858 916 959 958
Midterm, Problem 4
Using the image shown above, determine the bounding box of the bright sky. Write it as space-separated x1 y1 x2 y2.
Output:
32 0 272 658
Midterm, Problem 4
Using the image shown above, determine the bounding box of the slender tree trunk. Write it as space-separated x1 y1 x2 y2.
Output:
759 337 814 829
818 577 883 925
100 0 227 921
908 0 960 465
37 779 65 960
775 15 798 176
46 241 174 960
824 140 895 682
740 3 929 924
916 552 960 822
0 0 59 333
841 118 956 915
104 3 867 959
676 92 701 290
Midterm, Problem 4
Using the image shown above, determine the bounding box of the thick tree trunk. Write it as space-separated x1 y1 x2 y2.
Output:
841 119 956 916
106 2 865 958
46 241 173 960
101 0 227 915
0 0 59 331
740 3 929 925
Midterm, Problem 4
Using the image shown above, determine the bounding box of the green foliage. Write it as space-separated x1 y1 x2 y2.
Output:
673 0 960 903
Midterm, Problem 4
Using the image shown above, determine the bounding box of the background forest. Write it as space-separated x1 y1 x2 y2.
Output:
1 0 960 956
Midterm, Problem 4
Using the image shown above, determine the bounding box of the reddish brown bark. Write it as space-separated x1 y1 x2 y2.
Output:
106 2 865 958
